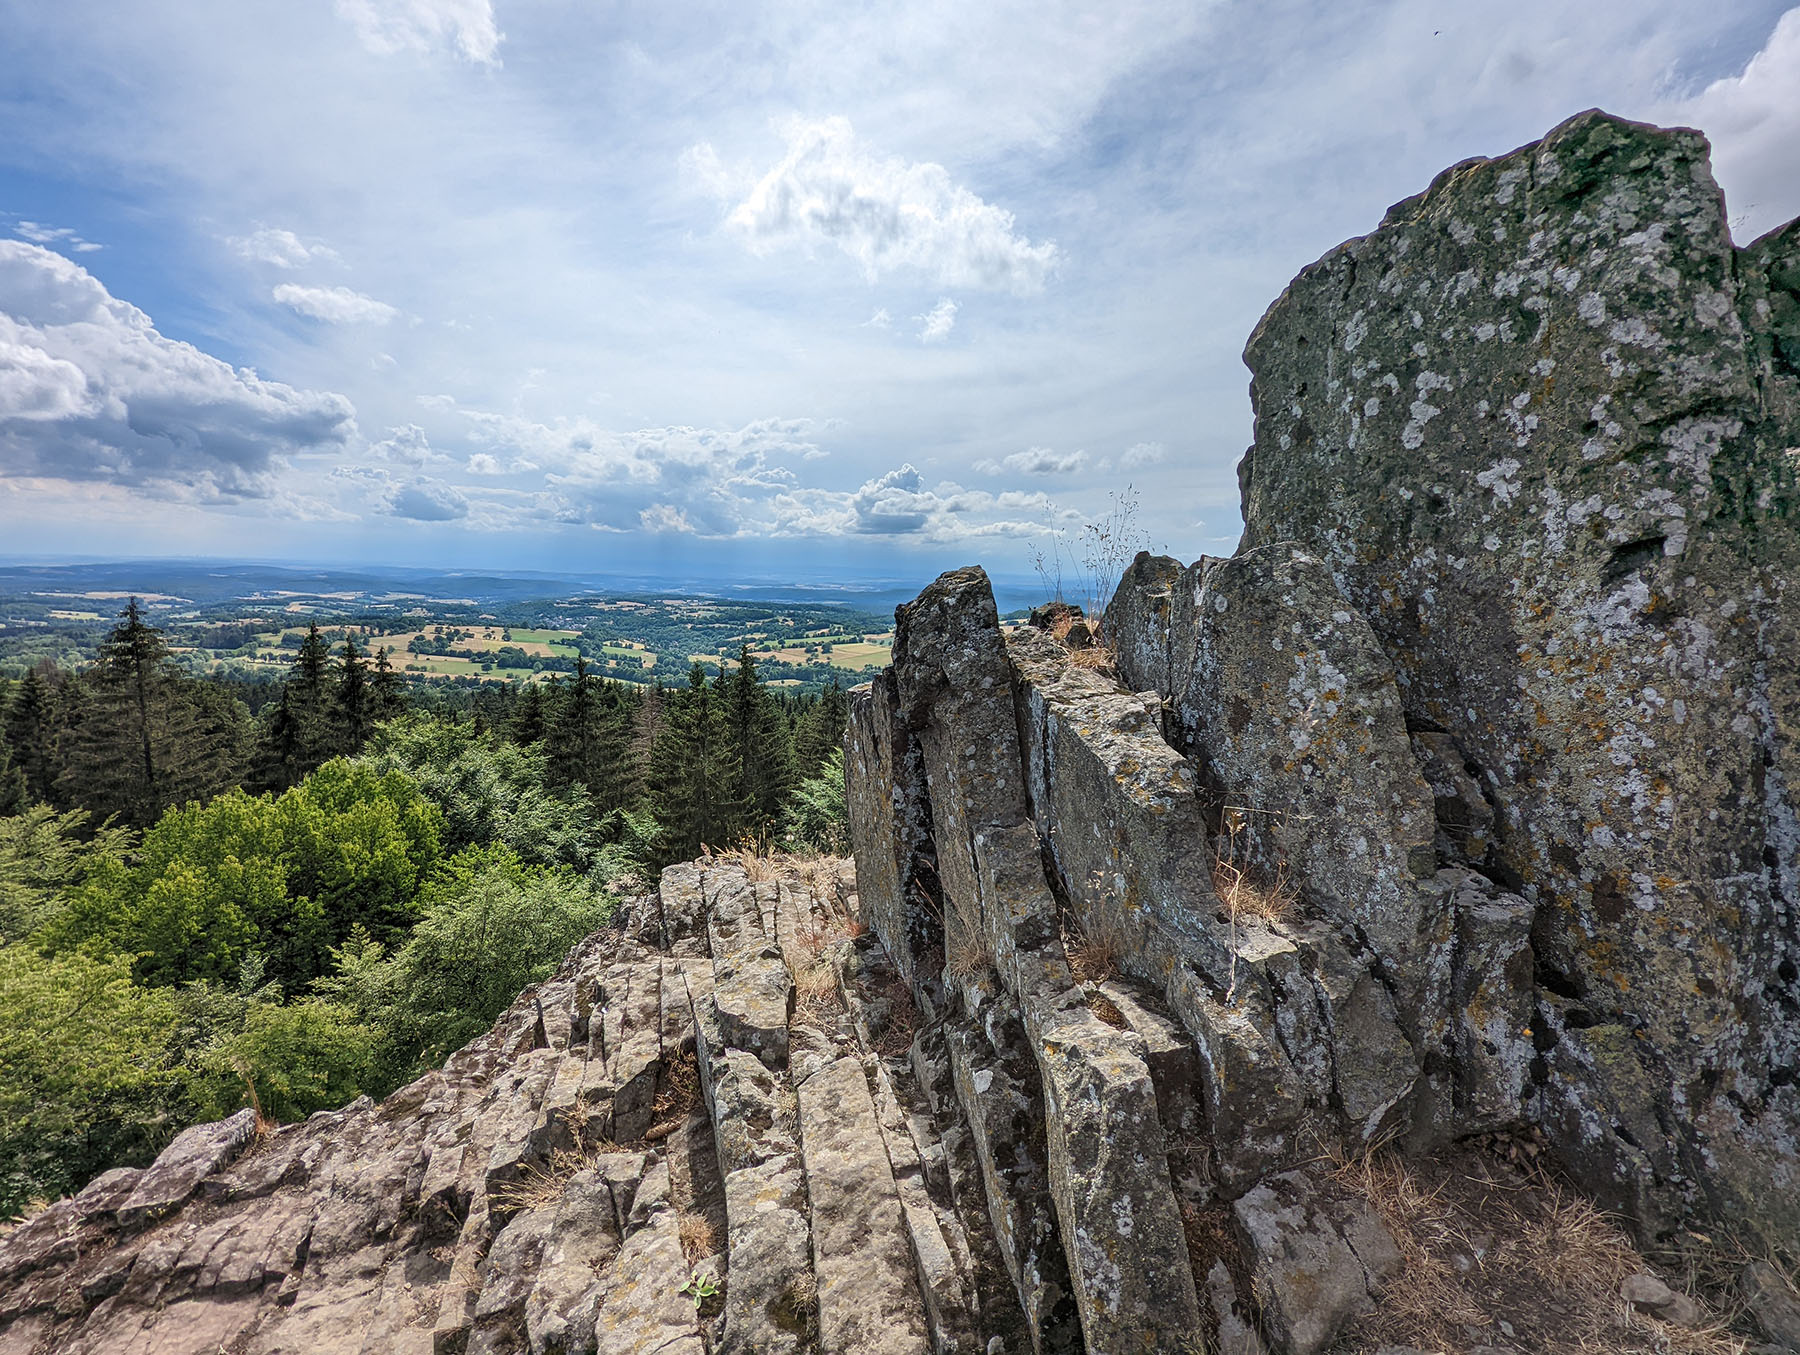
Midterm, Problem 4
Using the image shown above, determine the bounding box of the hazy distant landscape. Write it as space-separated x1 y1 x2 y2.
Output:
0 559 1012 693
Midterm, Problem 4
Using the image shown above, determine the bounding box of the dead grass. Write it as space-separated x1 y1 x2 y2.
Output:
1211 805 1298 927
1329 1141 1750 1355
1064 907 1122 985
678 1210 722 1263
708 840 782 883
489 1146 605 1213
944 920 991 979
649 1047 702 1137
869 973 919 1057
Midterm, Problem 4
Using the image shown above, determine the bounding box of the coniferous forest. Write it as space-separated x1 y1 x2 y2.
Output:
0 600 850 1218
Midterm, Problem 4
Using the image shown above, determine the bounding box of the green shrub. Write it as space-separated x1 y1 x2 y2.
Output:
0 944 181 1218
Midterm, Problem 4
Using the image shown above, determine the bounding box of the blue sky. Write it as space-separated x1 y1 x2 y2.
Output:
2 0 1797 583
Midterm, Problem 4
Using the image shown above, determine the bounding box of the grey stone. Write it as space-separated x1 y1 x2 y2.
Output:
1232 1169 1401 1355
798 1057 930 1355
1235 107 1800 1243
117 1108 260 1230
1743 1262 1800 1353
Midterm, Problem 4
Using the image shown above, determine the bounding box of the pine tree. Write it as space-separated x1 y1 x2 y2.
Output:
55 599 247 824
794 676 850 776
647 664 743 862
548 658 633 810
511 682 547 745
2 666 59 805
251 686 308 793
371 647 405 722
336 636 371 753
723 646 795 844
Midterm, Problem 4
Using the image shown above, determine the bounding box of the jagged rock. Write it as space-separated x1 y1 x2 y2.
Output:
1742 1262 1800 1353
1232 1169 1401 1355
117 1108 259 1231
1232 107 1800 1241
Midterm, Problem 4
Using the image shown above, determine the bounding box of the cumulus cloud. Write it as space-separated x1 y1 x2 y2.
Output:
432 400 1057 542
1675 7 1800 241
916 297 958 343
273 283 399 324
694 116 1058 293
335 0 502 64
974 446 1084 476
385 475 469 520
850 463 935 533
1120 441 1166 468
231 227 339 269
0 241 355 499
368 423 443 466
13 221 101 253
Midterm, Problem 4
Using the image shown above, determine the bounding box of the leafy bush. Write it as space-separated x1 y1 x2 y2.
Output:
0 944 181 1218
361 714 602 871
39 761 441 988
316 844 617 1086
188 996 381 1124
0 806 133 942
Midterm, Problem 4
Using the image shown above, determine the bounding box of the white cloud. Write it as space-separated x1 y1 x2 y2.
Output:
230 227 340 269
1120 441 1166 468
13 221 101 253
696 116 1058 293
864 308 892 329
1673 7 1800 242
0 241 355 499
916 297 958 343
974 446 1085 476
335 0 502 65
384 475 469 520
272 283 399 325
640 503 696 533
368 423 443 466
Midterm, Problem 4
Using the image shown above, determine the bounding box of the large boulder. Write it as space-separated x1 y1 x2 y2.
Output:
1227 110 1799 1241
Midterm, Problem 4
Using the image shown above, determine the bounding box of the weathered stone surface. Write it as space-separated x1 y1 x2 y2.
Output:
798 1056 931 1355
1110 547 1438 1002
1232 1169 1401 1355
706 868 791 1071
1742 1262 1800 1353
1234 107 1800 1241
717 1156 812 1355
117 1109 259 1231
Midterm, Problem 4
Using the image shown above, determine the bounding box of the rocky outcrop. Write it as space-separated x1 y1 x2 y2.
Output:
1115 107 1798 1243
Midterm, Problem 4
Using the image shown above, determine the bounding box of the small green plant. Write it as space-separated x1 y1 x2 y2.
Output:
678 1268 721 1310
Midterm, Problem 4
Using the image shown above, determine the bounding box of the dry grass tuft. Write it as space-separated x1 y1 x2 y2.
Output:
490 1146 602 1213
869 973 919 1058
1329 1142 1749 1355
944 922 991 979
1064 913 1121 985
649 1047 702 1136
678 1210 722 1263
708 840 783 883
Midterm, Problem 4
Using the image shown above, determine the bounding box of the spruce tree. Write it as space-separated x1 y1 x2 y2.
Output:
55 599 247 824
549 658 633 810
723 646 795 843
2 667 59 805
511 682 547 745
794 676 850 776
336 636 371 753
371 647 405 722
647 664 743 862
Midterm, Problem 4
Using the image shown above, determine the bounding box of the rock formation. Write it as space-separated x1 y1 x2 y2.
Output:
3 109 1796 1355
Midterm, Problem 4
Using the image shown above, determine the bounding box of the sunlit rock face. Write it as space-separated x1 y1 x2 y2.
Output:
1229 109 1800 1240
